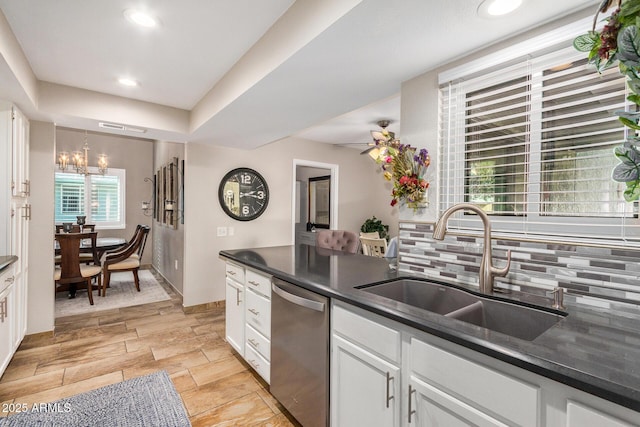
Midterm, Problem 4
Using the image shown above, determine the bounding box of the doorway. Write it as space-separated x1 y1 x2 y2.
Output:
291 159 338 245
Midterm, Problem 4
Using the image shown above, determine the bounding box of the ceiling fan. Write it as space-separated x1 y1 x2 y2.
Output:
337 119 399 156
360 119 399 156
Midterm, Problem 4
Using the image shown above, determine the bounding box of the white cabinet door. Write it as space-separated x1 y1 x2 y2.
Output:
11 106 29 198
225 277 244 356
331 334 401 427
0 269 16 377
408 374 507 427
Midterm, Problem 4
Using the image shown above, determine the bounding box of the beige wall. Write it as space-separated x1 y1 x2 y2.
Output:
153 141 185 293
55 128 154 265
27 120 55 334
183 137 396 307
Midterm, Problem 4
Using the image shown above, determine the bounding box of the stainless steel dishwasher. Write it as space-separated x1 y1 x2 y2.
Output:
270 278 329 427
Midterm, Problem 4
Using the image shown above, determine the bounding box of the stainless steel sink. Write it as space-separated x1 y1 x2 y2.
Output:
358 279 566 341
358 279 483 315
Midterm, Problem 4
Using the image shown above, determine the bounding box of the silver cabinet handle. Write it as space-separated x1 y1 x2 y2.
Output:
408 385 415 423
248 280 260 287
272 283 325 312
248 308 259 315
248 359 259 369
5 276 15 284
386 371 394 408
21 204 31 220
248 338 259 347
226 270 236 276
0 297 6 323
235 287 241 305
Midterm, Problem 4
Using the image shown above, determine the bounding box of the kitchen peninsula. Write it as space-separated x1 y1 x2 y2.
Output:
220 244 640 426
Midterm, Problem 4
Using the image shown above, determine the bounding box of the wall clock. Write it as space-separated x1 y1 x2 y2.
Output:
218 168 269 221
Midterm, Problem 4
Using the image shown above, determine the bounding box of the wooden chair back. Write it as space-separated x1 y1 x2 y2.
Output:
55 232 98 283
359 231 380 239
360 236 388 258
104 226 150 267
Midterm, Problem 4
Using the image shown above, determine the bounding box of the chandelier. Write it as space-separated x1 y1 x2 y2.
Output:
57 130 108 175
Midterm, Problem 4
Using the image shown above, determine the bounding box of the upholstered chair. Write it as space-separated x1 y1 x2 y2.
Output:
315 230 359 253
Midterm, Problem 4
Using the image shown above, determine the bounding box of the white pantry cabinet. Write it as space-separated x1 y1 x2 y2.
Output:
0 101 29 379
331 301 640 427
224 261 272 383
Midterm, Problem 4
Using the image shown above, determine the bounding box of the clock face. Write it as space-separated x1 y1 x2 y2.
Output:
218 168 269 221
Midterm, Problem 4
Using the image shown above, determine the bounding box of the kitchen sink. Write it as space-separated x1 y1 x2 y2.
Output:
358 279 566 341
358 279 484 315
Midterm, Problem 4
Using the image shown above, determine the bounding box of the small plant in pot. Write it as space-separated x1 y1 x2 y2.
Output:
360 216 389 241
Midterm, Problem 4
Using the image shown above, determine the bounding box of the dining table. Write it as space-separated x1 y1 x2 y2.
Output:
55 233 127 298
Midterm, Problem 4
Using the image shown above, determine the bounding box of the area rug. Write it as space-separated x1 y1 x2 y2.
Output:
0 371 191 426
55 270 171 318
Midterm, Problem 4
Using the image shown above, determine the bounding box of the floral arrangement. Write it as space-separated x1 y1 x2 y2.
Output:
376 142 430 210
574 0 640 201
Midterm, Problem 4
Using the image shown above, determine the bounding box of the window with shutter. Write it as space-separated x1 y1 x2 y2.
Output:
439 33 639 244
54 168 126 229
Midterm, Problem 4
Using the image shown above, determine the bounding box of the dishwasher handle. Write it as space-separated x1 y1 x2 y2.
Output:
272 283 325 312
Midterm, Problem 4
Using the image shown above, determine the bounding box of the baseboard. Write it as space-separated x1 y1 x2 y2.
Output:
24 330 54 340
150 265 183 296
183 300 225 314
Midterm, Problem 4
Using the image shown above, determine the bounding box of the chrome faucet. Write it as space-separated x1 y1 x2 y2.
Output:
432 203 511 294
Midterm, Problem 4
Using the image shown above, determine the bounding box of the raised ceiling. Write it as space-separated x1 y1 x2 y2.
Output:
0 0 600 148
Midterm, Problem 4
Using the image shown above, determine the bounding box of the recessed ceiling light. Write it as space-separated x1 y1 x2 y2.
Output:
478 0 523 17
123 9 159 28
118 77 138 87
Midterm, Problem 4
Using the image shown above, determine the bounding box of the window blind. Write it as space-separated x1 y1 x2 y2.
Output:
91 174 120 223
439 45 640 243
55 173 85 222
54 168 126 228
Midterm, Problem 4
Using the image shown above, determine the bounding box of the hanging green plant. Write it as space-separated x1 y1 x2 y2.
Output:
574 0 640 201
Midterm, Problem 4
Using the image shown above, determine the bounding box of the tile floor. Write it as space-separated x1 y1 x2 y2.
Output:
0 270 300 426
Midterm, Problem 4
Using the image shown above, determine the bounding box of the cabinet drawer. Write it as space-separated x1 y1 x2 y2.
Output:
332 303 400 363
225 262 244 283
246 289 271 339
410 337 539 426
566 400 633 427
246 324 270 361
245 269 271 298
245 343 270 384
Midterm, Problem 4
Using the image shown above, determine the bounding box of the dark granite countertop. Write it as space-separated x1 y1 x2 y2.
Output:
0 255 18 274
220 244 640 413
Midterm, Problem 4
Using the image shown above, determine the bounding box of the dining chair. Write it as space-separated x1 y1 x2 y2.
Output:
54 232 102 305
101 225 150 297
360 236 388 258
359 231 380 239
315 230 359 253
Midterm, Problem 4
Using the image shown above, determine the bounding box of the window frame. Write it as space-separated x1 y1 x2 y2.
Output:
438 29 640 244
54 167 126 230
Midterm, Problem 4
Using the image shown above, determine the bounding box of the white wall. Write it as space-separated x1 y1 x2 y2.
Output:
183 136 395 307
27 120 55 334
